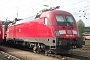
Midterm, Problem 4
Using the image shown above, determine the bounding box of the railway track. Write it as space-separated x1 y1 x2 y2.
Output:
12 44 90 60
39 50 89 60
70 45 90 59
0 51 21 60
1 44 90 60
82 45 90 50
0 45 76 60
0 46 72 60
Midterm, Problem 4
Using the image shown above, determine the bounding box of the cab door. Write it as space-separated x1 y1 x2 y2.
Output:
43 17 52 37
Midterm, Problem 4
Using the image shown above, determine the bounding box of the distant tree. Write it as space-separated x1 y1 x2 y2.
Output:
77 19 85 36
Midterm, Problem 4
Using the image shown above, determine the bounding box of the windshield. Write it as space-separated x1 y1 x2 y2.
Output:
55 15 76 26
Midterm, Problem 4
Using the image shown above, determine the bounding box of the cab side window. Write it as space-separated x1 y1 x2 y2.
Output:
44 18 51 26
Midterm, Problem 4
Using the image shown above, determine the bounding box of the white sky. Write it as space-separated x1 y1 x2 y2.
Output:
0 0 90 27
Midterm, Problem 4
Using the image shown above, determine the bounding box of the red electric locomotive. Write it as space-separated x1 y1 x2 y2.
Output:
0 21 4 45
6 6 85 54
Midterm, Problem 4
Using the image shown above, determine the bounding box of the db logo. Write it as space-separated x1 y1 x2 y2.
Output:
67 30 72 34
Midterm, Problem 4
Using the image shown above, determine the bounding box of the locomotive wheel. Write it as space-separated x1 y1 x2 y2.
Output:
33 43 40 53
45 50 49 56
33 50 37 53
33 47 41 53
33 46 37 53
36 49 40 54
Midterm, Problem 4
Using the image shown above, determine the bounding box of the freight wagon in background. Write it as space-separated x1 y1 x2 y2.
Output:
83 34 90 40
83 27 90 40
4 6 85 54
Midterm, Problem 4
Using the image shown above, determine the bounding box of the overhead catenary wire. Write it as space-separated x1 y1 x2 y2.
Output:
2 0 86 17
9 0 84 18
59 0 86 9
7 0 46 19
61 0 90 18
1 0 90 21
1 0 44 13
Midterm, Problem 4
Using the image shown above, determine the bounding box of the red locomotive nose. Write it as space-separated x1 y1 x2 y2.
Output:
54 26 78 39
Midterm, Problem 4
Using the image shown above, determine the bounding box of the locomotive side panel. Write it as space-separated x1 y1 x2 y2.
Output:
14 18 52 38
7 26 14 38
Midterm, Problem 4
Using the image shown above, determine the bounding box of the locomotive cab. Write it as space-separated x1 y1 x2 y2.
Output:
40 10 84 54
54 13 83 48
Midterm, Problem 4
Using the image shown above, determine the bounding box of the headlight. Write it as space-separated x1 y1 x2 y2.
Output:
72 30 80 36
59 30 66 34
72 30 77 34
55 31 60 36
